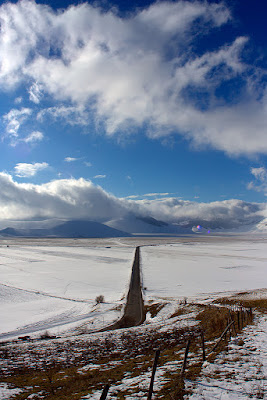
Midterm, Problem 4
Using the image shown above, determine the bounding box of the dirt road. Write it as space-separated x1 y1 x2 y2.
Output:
103 246 146 330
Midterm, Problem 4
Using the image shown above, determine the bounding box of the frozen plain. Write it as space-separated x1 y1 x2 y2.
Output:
0 239 136 339
0 234 266 339
0 234 267 399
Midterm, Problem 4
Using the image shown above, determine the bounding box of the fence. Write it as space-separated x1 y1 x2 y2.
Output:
98 306 253 399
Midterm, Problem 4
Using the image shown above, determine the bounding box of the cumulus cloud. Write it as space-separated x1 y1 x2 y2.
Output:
0 173 265 228
0 173 124 221
14 162 49 177
127 197 265 227
0 1 266 155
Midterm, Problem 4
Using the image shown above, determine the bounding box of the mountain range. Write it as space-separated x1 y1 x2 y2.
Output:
0 214 266 238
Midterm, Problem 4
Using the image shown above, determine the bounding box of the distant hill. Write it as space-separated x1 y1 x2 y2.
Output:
106 214 267 235
0 215 266 238
0 220 130 238
106 215 192 234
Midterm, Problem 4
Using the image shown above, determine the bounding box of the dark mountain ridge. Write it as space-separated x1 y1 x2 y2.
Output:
0 220 130 238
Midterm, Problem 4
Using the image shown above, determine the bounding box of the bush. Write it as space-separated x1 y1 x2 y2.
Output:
95 295 105 304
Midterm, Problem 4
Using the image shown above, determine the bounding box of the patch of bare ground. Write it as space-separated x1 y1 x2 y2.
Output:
0 302 256 399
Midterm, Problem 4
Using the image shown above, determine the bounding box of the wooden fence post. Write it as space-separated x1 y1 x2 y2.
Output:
200 331 206 362
237 310 240 330
210 321 234 353
230 312 237 335
100 384 110 400
249 307 253 322
181 339 191 378
147 349 160 400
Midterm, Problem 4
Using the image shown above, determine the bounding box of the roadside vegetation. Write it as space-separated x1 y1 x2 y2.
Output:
0 297 261 400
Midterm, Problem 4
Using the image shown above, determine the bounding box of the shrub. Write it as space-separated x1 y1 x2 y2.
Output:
95 295 105 304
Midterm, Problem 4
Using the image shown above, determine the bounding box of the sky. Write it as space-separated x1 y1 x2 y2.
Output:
0 0 267 226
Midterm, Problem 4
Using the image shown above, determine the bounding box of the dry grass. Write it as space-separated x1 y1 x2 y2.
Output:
216 297 267 311
0 324 191 400
196 306 231 340
144 302 168 318
1 302 257 399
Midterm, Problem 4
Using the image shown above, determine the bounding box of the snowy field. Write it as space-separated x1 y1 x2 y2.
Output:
0 235 267 399
0 242 136 339
186 313 267 400
0 235 266 340
142 238 267 301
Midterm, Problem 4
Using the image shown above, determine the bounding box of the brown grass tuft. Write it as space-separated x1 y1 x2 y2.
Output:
216 297 267 311
144 302 167 318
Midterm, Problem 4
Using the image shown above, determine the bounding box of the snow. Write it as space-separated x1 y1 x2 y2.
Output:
141 239 267 301
0 245 134 301
0 235 267 399
186 313 267 399
0 244 135 339
0 383 22 399
1 237 266 339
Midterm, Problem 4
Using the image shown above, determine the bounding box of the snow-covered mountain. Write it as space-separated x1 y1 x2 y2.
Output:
0 220 130 238
106 214 267 235
106 215 191 234
0 214 266 238
255 217 267 231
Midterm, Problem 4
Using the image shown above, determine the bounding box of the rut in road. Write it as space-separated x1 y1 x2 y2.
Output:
102 246 146 331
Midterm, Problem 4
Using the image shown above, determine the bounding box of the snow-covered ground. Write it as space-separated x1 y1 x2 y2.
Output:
0 383 22 400
1 236 267 339
142 239 267 301
0 243 135 339
186 313 267 399
0 235 266 399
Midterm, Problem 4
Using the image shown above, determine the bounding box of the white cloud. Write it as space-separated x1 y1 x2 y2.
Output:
0 173 265 226
251 167 267 182
14 162 49 178
125 197 266 229
0 1 266 155
144 192 171 197
28 82 43 104
23 131 44 143
125 195 139 199
247 167 267 195
64 157 80 162
37 106 88 126
2 108 32 144
2 109 43 146
93 175 106 179
0 173 123 221
84 161 92 167
14 96 23 104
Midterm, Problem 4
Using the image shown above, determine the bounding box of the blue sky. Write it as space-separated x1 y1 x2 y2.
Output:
0 0 267 224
